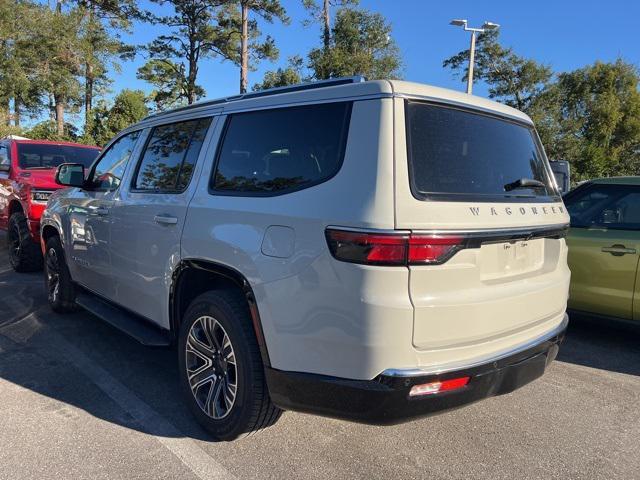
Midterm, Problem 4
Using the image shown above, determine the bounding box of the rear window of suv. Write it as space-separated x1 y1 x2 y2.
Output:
405 101 558 202
211 102 352 195
17 143 99 169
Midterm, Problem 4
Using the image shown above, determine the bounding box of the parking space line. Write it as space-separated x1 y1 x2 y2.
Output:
2 312 236 480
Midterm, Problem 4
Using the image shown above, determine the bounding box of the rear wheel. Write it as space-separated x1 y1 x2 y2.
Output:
8 212 43 272
44 235 78 313
178 290 281 441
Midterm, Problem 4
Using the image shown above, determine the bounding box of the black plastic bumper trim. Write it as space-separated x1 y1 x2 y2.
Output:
265 324 566 425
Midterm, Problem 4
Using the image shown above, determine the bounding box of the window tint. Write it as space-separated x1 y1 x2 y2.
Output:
406 102 557 201
0 145 9 168
134 117 212 192
565 184 640 230
17 143 100 169
212 102 351 194
91 131 140 191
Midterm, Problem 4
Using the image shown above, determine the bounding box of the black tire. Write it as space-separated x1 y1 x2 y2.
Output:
8 212 43 272
44 235 78 313
178 290 281 441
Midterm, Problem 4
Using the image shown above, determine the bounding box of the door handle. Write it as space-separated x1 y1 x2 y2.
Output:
154 214 178 225
601 244 637 256
94 208 109 216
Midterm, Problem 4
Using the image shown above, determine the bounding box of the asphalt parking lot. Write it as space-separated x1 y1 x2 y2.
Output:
0 232 639 480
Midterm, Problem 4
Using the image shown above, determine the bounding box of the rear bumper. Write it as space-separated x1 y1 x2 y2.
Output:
266 315 567 425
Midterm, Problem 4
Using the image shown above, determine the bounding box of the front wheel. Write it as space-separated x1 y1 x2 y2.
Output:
44 235 78 313
8 212 43 272
178 291 281 441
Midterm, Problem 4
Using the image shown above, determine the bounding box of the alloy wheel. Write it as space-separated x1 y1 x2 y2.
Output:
185 316 238 419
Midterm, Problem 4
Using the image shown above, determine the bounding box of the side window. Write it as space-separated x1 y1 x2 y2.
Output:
0 145 9 170
211 102 352 195
133 117 212 192
566 185 640 230
91 131 141 191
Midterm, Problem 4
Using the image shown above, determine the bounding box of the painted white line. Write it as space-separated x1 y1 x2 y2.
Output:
1 313 236 480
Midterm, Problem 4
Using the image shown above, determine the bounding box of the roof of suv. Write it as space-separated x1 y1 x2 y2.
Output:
138 78 532 130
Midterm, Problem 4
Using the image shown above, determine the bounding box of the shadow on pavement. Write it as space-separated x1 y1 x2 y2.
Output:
0 231 638 446
558 314 640 377
0 234 211 441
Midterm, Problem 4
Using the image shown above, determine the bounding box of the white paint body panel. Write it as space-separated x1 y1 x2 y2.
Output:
43 79 570 381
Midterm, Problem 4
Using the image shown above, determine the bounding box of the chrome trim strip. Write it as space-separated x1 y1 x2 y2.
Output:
411 223 570 236
381 314 568 378
326 223 568 236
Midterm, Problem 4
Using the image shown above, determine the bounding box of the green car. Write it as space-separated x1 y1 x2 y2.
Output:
564 177 640 325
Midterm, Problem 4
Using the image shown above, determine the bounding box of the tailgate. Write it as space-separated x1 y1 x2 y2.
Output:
408 226 570 351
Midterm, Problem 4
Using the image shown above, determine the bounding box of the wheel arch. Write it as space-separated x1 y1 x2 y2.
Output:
8 200 23 217
41 224 60 243
171 259 271 367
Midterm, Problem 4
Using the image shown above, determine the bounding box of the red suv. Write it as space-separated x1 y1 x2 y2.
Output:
0 139 100 271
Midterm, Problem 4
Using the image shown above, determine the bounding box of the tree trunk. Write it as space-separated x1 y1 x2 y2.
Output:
240 2 249 94
85 61 94 124
14 99 20 127
323 0 330 50
54 94 65 137
84 6 96 124
187 40 197 104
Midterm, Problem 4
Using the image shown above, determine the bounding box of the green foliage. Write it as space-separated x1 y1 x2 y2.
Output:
443 30 553 111
139 0 243 106
0 112 24 138
0 1 48 124
302 0 359 49
26 120 79 142
308 7 402 80
83 89 148 146
137 59 195 111
252 56 303 90
236 0 290 93
545 60 640 180
77 2 137 123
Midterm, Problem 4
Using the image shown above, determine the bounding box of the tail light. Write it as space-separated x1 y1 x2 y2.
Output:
325 229 463 266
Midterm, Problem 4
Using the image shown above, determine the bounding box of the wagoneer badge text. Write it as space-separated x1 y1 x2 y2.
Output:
469 206 565 216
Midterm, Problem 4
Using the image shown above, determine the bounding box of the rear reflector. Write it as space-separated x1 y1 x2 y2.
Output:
409 377 470 397
325 229 463 266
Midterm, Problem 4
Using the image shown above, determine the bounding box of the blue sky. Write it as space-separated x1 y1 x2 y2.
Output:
104 0 639 116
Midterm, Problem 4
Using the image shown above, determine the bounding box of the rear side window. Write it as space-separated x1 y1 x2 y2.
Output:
211 102 351 195
565 184 640 230
406 101 558 202
133 117 212 192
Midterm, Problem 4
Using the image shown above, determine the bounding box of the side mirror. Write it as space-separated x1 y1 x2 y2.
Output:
55 163 85 188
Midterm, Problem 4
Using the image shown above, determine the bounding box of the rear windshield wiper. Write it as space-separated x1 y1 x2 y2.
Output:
504 178 546 192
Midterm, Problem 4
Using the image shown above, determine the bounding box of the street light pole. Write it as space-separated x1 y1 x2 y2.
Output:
450 19 500 95
467 31 476 95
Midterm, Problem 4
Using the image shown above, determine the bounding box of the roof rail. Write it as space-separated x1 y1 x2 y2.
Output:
143 76 367 120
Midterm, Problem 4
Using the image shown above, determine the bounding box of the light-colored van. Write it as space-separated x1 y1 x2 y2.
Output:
41 77 570 440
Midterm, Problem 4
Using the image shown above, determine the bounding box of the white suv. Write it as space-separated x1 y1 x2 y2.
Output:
41 77 570 440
